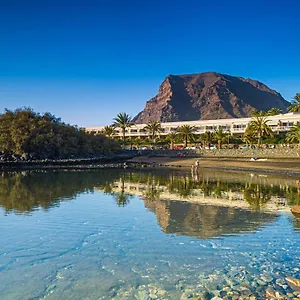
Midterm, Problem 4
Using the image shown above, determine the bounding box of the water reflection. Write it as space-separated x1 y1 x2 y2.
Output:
107 170 300 209
0 170 120 214
145 200 277 238
0 169 300 233
100 170 300 236
0 169 300 299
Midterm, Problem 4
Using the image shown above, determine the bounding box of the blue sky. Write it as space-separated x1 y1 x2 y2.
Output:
0 0 299 126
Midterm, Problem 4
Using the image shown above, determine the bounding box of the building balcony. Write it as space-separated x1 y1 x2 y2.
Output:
277 126 292 131
232 128 246 132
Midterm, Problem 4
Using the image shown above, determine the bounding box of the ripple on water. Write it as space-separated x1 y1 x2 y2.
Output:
0 170 299 299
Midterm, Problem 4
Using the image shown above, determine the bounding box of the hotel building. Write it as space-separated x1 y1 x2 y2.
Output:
85 112 300 138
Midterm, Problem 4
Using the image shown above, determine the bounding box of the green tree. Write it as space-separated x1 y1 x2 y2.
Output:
101 125 117 138
213 128 228 149
113 112 134 146
143 121 162 147
166 132 178 149
251 109 266 117
0 108 121 158
125 137 135 150
266 108 282 116
177 125 195 148
243 128 256 146
288 93 300 113
133 137 143 149
0 109 15 152
286 125 300 144
199 132 213 148
247 115 273 147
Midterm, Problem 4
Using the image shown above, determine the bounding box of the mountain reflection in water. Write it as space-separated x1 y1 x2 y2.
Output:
0 169 299 235
145 200 277 239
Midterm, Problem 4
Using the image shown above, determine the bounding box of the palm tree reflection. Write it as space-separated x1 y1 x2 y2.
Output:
111 172 133 207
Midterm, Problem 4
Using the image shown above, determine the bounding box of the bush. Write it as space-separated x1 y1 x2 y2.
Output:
0 108 121 159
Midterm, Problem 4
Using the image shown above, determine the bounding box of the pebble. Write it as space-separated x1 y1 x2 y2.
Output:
261 274 273 283
257 279 267 286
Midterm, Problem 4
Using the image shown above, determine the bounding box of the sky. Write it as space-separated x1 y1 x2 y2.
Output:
0 0 299 127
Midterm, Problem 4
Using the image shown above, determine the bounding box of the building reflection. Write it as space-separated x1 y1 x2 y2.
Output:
103 170 300 236
0 169 299 236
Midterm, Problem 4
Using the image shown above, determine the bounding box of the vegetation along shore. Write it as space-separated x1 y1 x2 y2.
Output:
1 93 300 173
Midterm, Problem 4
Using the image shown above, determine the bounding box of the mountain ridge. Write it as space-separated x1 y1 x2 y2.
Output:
133 72 289 123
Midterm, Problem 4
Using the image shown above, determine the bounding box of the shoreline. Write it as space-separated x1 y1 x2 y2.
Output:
1 154 300 177
0 154 133 171
128 156 300 177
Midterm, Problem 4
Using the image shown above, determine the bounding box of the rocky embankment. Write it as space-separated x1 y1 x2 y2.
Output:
137 148 300 158
0 152 143 170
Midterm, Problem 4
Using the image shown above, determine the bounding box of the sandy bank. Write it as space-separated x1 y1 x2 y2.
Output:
129 156 300 176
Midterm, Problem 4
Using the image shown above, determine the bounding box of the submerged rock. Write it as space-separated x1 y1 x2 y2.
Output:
291 206 300 215
265 287 276 298
260 274 273 283
286 277 300 291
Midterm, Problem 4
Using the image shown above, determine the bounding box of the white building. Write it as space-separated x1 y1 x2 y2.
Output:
85 112 300 138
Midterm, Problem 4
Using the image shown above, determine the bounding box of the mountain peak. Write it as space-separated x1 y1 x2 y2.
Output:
133 72 288 123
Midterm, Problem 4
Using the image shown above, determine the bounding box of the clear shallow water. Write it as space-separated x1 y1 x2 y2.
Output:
0 169 299 299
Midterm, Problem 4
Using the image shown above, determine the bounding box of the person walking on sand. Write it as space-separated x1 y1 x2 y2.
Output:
191 159 200 175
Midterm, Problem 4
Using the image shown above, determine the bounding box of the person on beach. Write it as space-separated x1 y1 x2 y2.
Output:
192 160 200 171
191 159 200 180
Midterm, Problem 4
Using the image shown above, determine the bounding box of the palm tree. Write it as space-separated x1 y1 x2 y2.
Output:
243 128 256 146
286 125 300 144
166 132 178 149
213 128 227 149
133 137 143 149
177 125 195 148
113 112 134 146
101 125 117 138
143 121 162 147
125 137 134 150
288 93 300 112
266 108 282 116
251 109 266 117
199 132 213 148
247 116 273 147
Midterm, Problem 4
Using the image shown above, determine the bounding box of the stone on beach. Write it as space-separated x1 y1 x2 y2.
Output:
291 206 300 215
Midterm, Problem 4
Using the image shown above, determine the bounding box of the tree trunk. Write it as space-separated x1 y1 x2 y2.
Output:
185 136 188 148
122 128 125 148
218 139 222 149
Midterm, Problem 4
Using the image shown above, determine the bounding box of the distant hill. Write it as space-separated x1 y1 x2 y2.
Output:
133 72 289 123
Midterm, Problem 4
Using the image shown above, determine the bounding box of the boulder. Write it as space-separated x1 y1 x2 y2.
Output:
291 206 300 215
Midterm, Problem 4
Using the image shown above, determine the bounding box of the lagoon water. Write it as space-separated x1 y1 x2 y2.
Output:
0 169 299 299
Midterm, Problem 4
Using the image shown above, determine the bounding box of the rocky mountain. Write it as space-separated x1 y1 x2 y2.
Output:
133 72 289 123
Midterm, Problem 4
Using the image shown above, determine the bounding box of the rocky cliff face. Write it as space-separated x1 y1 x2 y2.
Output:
133 72 289 123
